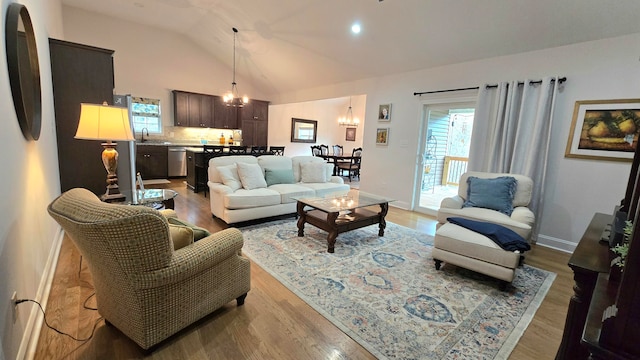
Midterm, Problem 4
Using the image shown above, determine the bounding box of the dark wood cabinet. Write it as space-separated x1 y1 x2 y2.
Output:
213 95 238 129
136 145 168 179
186 150 196 189
49 39 134 197
173 90 214 128
186 149 207 193
240 100 269 146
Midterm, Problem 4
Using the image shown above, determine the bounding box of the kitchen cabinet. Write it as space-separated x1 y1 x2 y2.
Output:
186 149 207 193
173 90 214 128
240 100 269 146
213 95 238 129
136 145 168 179
50 39 134 197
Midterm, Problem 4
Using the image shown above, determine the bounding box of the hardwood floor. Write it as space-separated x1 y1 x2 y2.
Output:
35 180 572 359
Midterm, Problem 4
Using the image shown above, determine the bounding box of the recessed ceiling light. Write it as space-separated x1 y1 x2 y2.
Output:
351 23 361 34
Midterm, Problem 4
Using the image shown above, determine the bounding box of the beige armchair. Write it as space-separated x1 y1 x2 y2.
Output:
436 171 535 241
47 188 250 350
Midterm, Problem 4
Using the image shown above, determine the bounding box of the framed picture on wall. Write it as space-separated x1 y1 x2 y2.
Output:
345 127 356 141
565 99 640 161
376 128 389 145
378 104 391 121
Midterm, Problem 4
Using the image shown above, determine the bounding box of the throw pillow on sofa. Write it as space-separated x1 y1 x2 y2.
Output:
300 162 327 183
265 168 295 186
216 164 242 191
463 176 517 215
237 162 268 189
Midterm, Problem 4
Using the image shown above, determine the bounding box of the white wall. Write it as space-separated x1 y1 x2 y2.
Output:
61 6 269 136
0 0 65 358
272 33 640 252
268 95 365 157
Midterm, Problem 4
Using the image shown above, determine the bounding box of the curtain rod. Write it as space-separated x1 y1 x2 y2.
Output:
413 77 566 96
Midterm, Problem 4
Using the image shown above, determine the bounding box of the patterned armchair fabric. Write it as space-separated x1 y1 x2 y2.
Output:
47 188 251 350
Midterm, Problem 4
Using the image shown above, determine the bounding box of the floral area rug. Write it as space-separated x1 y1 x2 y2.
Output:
240 220 555 359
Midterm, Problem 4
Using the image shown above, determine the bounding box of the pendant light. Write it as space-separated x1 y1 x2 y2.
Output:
338 96 359 126
223 27 249 107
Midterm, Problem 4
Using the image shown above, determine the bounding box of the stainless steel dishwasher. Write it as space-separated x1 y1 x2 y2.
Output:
168 147 187 177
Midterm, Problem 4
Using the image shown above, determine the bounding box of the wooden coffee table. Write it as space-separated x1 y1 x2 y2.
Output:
295 190 392 253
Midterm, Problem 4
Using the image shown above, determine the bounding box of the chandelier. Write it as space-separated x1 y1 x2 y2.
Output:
223 27 248 107
338 96 360 127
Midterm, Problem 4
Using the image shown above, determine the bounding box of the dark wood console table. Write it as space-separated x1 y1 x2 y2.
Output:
555 213 611 360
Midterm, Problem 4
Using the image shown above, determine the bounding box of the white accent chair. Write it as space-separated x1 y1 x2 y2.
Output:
436 171 535 241
433 171 535 289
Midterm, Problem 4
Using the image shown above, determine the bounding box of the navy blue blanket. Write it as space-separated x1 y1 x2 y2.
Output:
447 217 531 252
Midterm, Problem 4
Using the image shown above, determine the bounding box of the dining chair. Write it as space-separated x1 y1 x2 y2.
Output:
250 146 268 156
311 145 322 156
332 145 343 156
319 144 329 156
269 146 285 156
337 147 362 182
229 145 248 154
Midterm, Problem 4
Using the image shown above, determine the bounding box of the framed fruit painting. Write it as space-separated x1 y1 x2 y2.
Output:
565 99 640 161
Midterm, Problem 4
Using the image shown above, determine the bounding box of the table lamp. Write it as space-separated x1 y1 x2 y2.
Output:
75 102 135 202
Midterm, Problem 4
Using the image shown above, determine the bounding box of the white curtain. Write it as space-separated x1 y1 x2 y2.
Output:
468 76 560 242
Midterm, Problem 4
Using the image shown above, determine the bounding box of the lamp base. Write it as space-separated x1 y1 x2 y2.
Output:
100 142 127 203
101 193 127 203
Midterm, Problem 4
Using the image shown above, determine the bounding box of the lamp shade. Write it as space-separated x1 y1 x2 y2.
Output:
75 103 135 141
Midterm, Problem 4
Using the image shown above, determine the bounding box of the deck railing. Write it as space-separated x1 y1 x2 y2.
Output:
441 156 469 185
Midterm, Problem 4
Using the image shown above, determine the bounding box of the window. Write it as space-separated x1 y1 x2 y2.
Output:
131 97 161 134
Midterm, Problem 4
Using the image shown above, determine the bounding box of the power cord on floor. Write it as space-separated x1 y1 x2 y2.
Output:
15 298 103 342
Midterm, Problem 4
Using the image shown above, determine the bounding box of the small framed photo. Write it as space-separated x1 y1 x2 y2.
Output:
565 99 640 161
378 104 391 121
345 127 356 141
376 128 389 145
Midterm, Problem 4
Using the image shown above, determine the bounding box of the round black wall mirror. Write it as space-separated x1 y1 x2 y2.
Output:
6 3 42 141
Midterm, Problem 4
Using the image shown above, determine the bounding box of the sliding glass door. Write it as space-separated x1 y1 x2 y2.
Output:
414 98 476 216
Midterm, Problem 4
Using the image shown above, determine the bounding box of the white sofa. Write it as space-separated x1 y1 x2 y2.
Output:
208 155 351 224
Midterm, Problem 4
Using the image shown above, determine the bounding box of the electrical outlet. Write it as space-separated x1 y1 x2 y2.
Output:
11 291 17 323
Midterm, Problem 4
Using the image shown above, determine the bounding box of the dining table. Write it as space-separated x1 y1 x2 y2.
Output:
319 154 360 176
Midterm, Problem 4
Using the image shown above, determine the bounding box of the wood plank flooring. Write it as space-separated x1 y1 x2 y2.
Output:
34 180 572 359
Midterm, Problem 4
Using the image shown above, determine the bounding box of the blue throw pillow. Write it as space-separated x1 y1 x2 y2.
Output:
265 168 295 186
463 176 517 215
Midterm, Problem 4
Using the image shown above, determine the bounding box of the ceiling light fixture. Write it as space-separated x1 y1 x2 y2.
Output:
338 97 360 127
223 27 248 107
351 23 361 34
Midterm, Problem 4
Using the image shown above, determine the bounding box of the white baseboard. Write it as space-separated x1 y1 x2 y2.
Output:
18 227 64 360
536 234 576 253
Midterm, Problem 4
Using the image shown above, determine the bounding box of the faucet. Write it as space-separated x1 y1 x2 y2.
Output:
140 128 149 143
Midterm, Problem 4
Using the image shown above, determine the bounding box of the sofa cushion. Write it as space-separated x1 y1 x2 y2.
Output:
300 162 327 183
217 164 242 191
168 224 194 250
167 217 211 241
292 156 325 182
463 176 517 215
268 183 315 203
237 162 268 190
265 168 295 186
224 188 282 209
458 171 533 207
298 182 351 198
209 155 257 183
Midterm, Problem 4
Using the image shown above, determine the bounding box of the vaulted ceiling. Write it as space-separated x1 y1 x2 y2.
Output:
62 0 640 96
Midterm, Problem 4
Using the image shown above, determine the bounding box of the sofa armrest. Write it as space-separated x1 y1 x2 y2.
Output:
328 176 345 184
132 228 245 289
208 182 234 194
440 195 464 210
511 207 535 227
